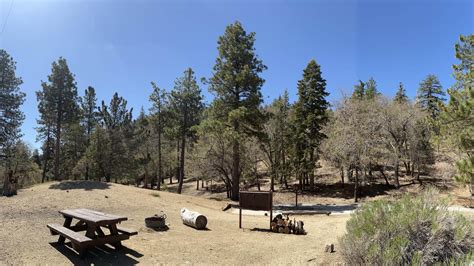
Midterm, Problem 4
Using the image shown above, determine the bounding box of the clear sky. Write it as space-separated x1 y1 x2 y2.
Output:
0 0 472 149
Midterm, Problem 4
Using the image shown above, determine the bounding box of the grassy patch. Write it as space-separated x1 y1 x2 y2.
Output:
150 192 160 198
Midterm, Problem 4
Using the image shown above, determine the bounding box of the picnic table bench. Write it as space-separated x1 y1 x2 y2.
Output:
47 208 137 257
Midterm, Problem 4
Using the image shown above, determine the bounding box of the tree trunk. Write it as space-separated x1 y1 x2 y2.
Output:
196 177 199 190
2 170 17 197
340 166 345 186
157 119 162 190
354 168 359 203
54 97 63 181
174 140 180 184
380 168 390 186
309 149 315 192
177 130 186 194
406 161 411 176
41 126 51 183
394 159 400 188
416 163 422 184
231 138 240 201
270 170 275 192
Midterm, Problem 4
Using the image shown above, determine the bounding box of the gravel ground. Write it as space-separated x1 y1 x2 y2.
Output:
0 181 349 265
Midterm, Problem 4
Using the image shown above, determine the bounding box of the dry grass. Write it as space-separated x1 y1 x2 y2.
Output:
0 181 349 265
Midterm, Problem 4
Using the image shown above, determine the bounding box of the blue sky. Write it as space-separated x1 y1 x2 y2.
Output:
0 0 472 149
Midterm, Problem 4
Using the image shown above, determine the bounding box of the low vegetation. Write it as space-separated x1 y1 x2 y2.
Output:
340 188 474 264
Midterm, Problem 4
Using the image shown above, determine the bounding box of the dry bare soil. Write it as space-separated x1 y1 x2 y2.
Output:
0 181 349 265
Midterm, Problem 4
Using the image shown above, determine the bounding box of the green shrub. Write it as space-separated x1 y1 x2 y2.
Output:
339 188 474 265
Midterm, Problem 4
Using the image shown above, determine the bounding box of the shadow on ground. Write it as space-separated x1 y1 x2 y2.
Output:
49 181 111 191
274 204 358 213
50 242 143 265
277 182 396 200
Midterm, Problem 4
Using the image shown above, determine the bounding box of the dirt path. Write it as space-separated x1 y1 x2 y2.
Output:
0 181 349 265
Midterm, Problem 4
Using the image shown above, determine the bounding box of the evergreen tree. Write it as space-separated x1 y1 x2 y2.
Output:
452 34 473 91
134 107 153 188
365 77 379 100
37 57 79 180
293 59 330 190
394 82 409 104
208 21 266 201
0 50 25 168
169 68 204 194
36 91 55 183
0 50 25 196
417 74 445 120
441 34 474 195
149 82 168 188
262 89 292 191
81 86 98 180
98 92 133 183
352 80 365 100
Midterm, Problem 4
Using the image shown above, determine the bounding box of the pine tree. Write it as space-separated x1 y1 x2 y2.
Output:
81 86 98 180
0 50 25 196
134 107 153 188
441 34 473 195
98 93 133 183
36 90 55 183
365 77 379 100
169 68 204 194
262 89 292 191
394 82 409 104
0 50 25 167
38 57 79 180
208 21 266 201
352 80 365 100
417 74 445 120
149 82 168 189
293 59 330 190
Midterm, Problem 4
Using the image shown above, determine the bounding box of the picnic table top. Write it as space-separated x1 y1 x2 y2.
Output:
59 208 127 225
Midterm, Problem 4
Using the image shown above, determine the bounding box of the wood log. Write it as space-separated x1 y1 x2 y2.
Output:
180 208 207 230
325 243 335 253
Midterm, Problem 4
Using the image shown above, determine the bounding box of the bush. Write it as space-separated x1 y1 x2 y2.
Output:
339 188 474 265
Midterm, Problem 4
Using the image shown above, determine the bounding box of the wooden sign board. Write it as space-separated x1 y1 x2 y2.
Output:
239 191 273 229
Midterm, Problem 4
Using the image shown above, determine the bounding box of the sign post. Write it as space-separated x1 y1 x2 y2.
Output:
239 191 273 230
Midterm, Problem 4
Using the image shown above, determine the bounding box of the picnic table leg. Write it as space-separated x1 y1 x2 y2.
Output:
108 224 123 250
58 216 73 244
85 223 97 239
95 226 105 237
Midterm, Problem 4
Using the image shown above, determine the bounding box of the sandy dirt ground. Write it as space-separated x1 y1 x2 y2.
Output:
0 181 349 265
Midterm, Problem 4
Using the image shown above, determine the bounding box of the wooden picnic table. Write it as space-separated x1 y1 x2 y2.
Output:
47 208 137 257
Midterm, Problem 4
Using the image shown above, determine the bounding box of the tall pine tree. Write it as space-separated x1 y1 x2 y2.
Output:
208 21 266 200
441 34 474 195
149 82 168 189
37 58 79 180
0 50 25 167
80 86 98 180
169 68 204 194
0 50 25 196
293 59 330 190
